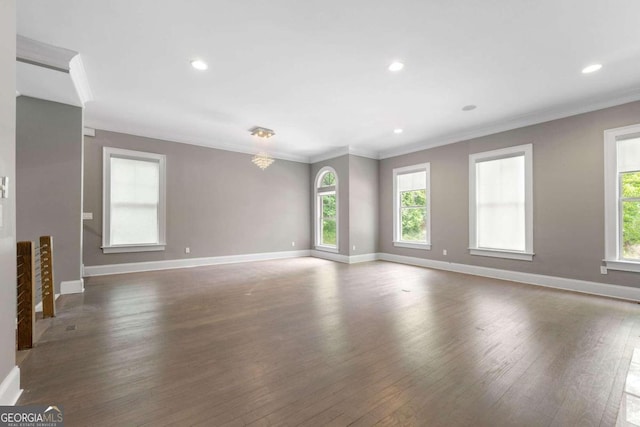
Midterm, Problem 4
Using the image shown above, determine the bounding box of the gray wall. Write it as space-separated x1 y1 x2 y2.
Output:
83 130 311 266
379 100 640 287
311 155 350 255
0 0 16 394
348 155 378 256
310 154 379 257
16 96 83 287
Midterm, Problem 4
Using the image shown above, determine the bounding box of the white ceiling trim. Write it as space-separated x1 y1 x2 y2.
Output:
90 125 310 163
69 55 93 106
16 35 76 72
95 87 640 165
308 147 350 164
377 88 640 160
309 146 379 164
16 35 94 108
348 146 379 160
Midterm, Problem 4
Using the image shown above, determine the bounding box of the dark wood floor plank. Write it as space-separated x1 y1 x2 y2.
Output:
16 258 640 426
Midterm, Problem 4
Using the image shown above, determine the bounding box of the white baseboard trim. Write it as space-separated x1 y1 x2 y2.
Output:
377 253 640 302
35 293 60 312
60 279 84 294
348 253 379 264
83 250 312 277
82 249 638 301
0 366 22 405
311 251 379 264
311 250 350 263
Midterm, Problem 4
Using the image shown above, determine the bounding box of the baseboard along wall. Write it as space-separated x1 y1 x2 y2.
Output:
83 249 640 302
60 279 84 294
83 250 312 276
0 366 22 406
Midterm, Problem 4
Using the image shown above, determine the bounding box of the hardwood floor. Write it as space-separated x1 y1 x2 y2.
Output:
16 258 640 426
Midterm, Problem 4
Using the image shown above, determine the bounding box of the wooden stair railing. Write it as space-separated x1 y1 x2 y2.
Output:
16 236 56 351
39 236 55 318
16 241 35 350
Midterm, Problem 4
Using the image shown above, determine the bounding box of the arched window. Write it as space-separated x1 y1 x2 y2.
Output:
315 167 338 251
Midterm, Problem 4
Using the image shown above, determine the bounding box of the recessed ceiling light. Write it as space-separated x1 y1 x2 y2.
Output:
582 64 602 74
394 128 404 134
462 105 477 111
190 59 208 71
388 61 404 72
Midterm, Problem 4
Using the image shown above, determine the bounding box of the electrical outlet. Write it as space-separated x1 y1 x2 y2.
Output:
185 247 190 254
292 241 295 247
443 249 447 256
600 266 607 275
82 212 93 220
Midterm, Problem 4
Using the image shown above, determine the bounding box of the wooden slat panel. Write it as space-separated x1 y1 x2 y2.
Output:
16 241 35 350
39 236 56 318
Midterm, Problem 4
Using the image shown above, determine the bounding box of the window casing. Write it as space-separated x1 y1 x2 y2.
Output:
102 147 166 253
315 167 338 252
604 124 640 273
469 144 534 261
393 163 431 250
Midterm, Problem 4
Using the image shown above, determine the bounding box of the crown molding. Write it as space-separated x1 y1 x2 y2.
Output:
69 55 94 106
90 88 640 165
377 88 640 159
88 125 311 163
347 146 379 160
308 147 350 163
16 35 76 72
309 145 379 164
17 35 94 107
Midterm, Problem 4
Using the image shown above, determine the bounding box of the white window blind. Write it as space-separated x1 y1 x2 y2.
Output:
110 157 160 245
469 144 533 261
102 147 166 253
618 137 640 173
476 155 526 251
398 171 426 193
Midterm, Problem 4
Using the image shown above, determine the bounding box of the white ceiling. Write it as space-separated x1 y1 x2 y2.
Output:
17 0 640 162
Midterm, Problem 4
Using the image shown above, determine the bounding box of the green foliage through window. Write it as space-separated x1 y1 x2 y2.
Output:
321 172 336 187
321 193 337 246
400 190 427 242
322 220 336 246
622 171 640 259
322 194 336 218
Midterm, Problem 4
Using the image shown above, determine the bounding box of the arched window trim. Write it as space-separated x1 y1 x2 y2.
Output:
315 166 339 253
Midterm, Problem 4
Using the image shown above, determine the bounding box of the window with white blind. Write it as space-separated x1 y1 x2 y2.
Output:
604 124 640 273
469 144 533 261
393 163 431 250
102 147 166 253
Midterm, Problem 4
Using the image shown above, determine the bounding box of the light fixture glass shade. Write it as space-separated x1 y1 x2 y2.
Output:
250 127 275 138
252 152 275 170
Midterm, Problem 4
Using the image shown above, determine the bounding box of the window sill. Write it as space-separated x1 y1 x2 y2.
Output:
469 248 534 261
102 244 166 254
393 241 431 250
315 245 339 254
604 260 640 273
